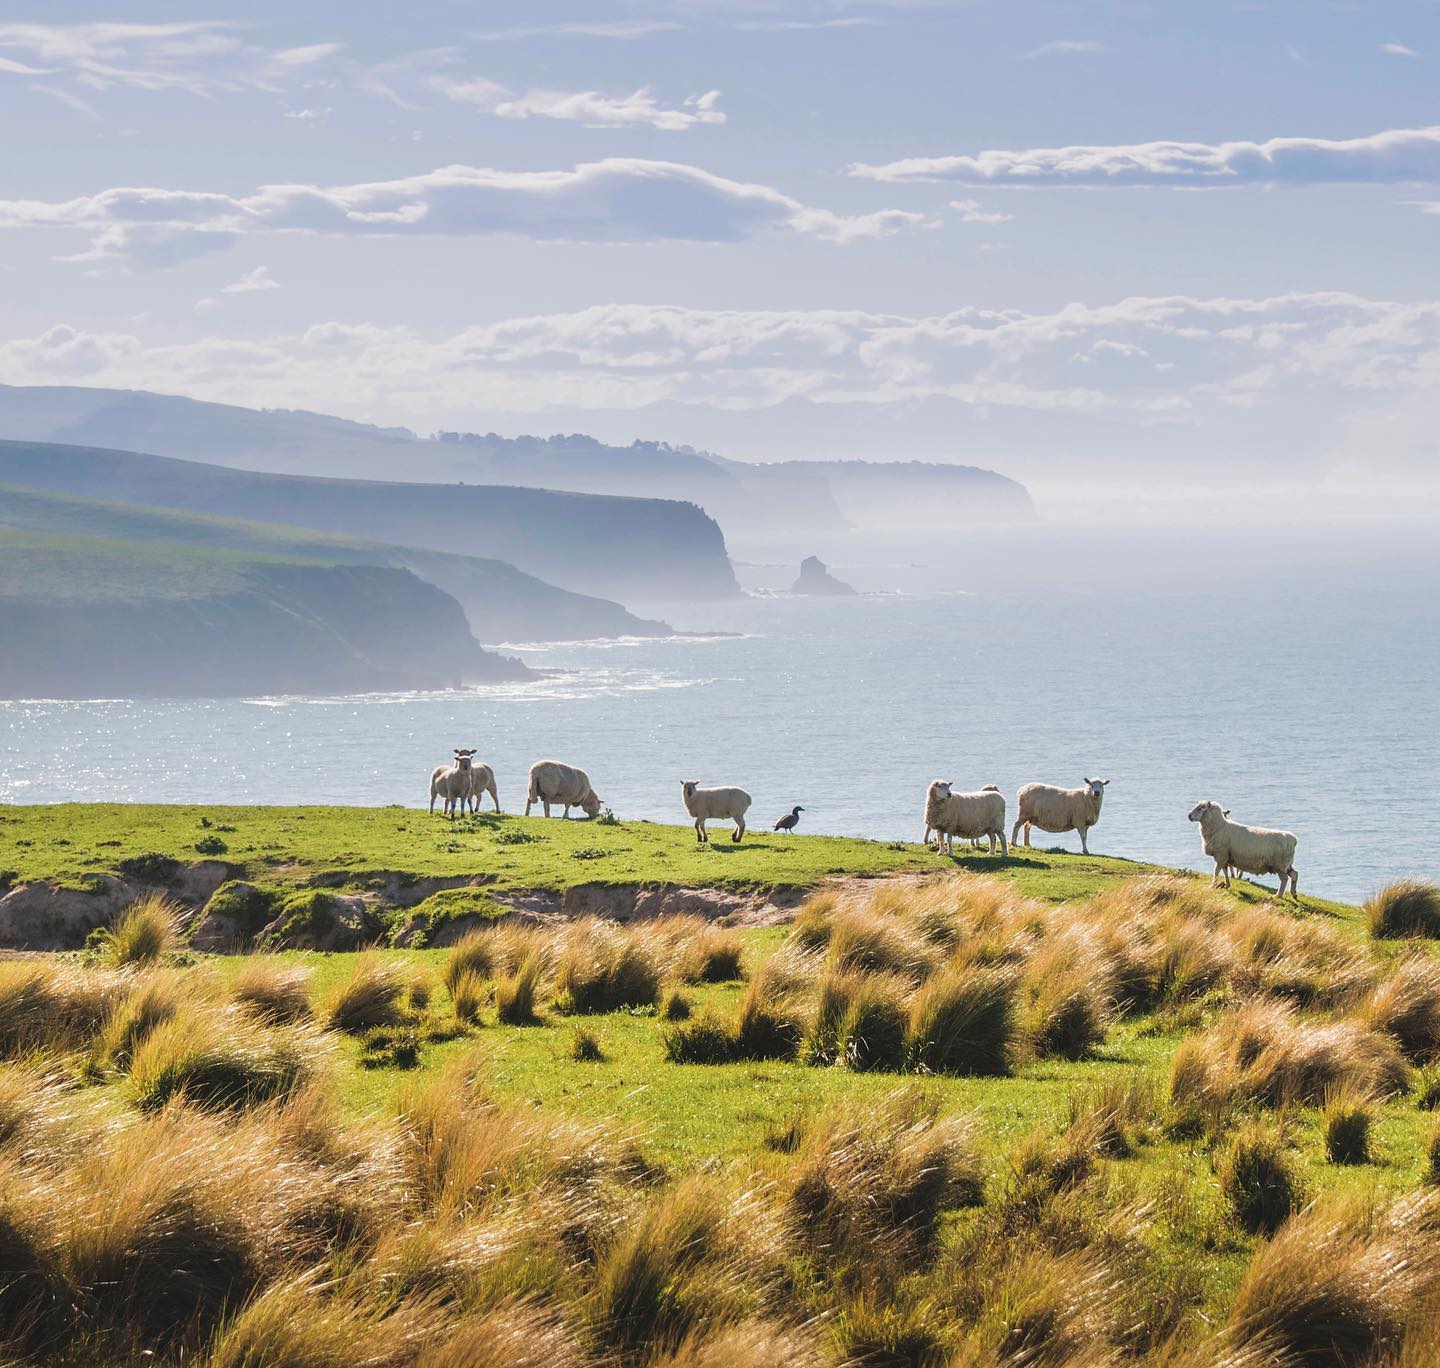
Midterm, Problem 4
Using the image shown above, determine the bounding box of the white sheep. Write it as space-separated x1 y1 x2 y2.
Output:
525 760 602 819
924 781 1007 856
1188 801 1299 899
1012 778 1110 855
463 762 500 814
681 780 751 844
429 748 476 820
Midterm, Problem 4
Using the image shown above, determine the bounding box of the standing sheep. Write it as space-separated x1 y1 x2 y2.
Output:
1188 801 1299 900
463 762 501 815
525 760 602 819
429 749 476 820
1012 778 1110 856
924 781 1007 856
681 780 751 844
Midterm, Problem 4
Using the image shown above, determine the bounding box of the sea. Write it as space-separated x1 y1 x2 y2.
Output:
3 521 1437 905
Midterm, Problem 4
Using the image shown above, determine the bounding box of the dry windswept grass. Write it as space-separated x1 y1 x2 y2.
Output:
8 866 1440 1366
1367 879 1440 939
101 890 186 966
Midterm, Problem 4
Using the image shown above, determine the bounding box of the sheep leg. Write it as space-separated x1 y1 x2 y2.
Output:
543 800 552 818
429 791 437 815
695 818 706 843
1010 816 1023 848
1078 826 1090 856
1289 867 1299 900
732 818 744 843
1023 822 1033 848
491 786 501 814
563 805 571 819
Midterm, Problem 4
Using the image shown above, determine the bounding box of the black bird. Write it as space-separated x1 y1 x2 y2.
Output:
774 805 805 833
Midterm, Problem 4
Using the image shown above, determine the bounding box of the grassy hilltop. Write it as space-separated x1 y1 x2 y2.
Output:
5 805 1440 1364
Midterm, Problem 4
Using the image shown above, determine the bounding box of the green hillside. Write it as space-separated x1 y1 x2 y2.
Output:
0 483 668 641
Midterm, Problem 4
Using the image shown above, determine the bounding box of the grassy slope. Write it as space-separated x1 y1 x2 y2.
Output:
0 802 1353 911
7 805 1431 1348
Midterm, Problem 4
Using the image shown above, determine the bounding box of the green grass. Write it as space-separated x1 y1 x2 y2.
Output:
0 802 1354 918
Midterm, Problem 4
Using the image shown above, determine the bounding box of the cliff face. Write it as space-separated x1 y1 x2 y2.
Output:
0 440 740 602
0 543 531 699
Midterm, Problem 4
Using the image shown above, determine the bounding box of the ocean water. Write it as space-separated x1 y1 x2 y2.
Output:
4 527 1437 905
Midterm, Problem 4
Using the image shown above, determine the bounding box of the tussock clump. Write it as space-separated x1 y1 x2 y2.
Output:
554 918 661 1013
824 906 936 981
1003 1116 1106 1217
649 1319 823 1368
89 968 204 1073
784 1091 983 1260
570 1026 605 1062
590 1176 784 1353
1323 1085 1374 1165
495 953 545 1026
1022 930 1114 1060
1217 1119 1303 1235
442 929 496 996
129 1009 321 1112
0 961 130 1057
732 947 815 1061
395 1055 617 1218
954 1246 1123 1367
202 1268 447 1368
406 972 434 1013
414 1300 586 1368
231 958 313 1024
1065 1075 1159 1159
1361 954 1440 1061
790 891 839 950
322 953 406 1034
102 891 185 966
1170 999 1410 1110
660 986 693 1021
906 966 1020 1076
657 917 745 984
663 1012 736 1065
1366 879 1440 939
451 970 485 1025
803 968 909 1070
1224 1192 1440 1364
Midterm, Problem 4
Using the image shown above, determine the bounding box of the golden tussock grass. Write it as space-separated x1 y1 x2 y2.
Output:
322 952 406 1033
231 957 314 1023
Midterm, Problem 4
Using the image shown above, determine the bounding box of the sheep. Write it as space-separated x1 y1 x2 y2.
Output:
924 781 1007 856
463 762 500 815
429 749 476 820
1188 800 1299 899
525 760 602 819
681 780 751 844
924 783 1000 847
1011 778 1110 856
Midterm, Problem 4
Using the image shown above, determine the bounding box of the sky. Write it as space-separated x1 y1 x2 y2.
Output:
1 1 1439 503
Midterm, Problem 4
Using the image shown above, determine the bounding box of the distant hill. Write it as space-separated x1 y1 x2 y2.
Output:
0 384 1036 546
0 438 739 603
0 484 669 645
0 530 531 698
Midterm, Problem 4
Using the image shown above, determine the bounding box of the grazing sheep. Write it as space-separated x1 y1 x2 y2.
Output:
1012 778 1110 856
924 781 1008 857
463 762 500 815
525 760 602 819
1188 800 1299 900
681 780 751 844
429 749 476 820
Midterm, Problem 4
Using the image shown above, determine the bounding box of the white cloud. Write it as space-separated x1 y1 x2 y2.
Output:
734 17 879 31
0 159 930 264
851 124 1440 186
1382 42 1419 57
284 107 332 121
0 21 345 99
1021 39 1102 59
470 20 683 42
950 198 1014 224
4 294 1436 445
432 76 726 130
221 265 280 294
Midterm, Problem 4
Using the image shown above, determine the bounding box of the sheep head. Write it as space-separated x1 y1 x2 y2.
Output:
454 748 476 771
1188 800 1223 825
582 792 602 818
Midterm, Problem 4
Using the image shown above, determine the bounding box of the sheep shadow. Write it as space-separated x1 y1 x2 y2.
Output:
943 854 1050 873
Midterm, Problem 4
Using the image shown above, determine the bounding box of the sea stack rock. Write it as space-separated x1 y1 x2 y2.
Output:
792 555 857 596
